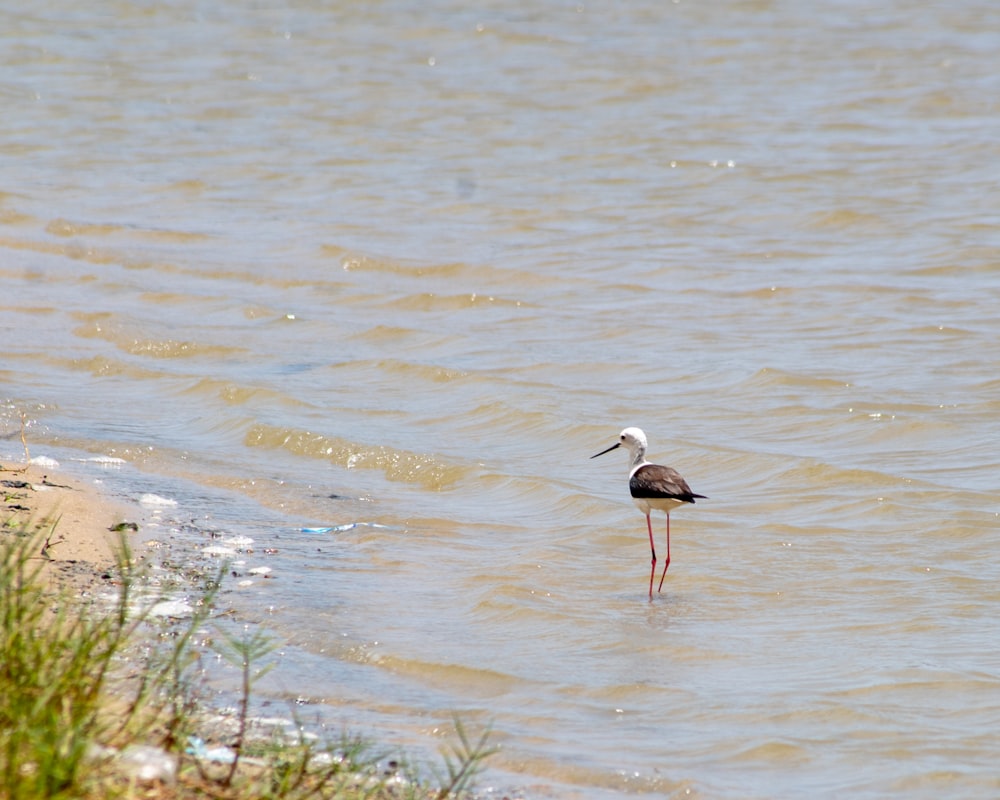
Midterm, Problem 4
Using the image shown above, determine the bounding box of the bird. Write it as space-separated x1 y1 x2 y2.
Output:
591 427 706 598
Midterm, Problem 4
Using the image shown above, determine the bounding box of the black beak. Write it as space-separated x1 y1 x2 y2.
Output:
590 442 621 459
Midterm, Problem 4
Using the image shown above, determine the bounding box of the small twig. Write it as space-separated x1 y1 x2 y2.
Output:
19 411 30 470
40 476 75 490
41 531 66 560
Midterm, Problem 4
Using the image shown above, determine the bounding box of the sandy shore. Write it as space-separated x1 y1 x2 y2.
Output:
1 462 135 592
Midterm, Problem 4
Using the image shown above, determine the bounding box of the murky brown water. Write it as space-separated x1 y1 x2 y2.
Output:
4 2 1000 797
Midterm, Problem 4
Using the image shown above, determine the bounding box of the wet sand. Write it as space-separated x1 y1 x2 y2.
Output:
1 462 134 593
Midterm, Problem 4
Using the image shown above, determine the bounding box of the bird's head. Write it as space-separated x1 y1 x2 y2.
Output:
590 426 647 460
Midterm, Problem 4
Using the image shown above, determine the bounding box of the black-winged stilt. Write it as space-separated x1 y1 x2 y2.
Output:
591 427 706 598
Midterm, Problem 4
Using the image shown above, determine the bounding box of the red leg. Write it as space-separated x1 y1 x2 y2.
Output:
646 513 656 600
657 514 671 592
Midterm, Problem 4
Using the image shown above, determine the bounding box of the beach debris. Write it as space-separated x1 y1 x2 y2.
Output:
186 736 237 764
38 476 74 489
148 599 195 618
223 535 254 552
118 744 178 784
301 522 390 533
201 545 237 557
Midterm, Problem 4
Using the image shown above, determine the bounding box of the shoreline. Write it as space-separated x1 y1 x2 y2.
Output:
1 461 134 593
1 459 520 798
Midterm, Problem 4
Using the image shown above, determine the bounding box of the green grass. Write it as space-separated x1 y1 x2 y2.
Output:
0 522 495 800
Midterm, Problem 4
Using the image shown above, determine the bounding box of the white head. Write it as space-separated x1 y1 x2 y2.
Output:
618 427 647 453
590 426 649 469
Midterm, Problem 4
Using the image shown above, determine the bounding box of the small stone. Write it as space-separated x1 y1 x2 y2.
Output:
118 744 178 784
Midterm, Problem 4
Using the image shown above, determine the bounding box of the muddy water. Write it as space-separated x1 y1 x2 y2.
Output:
4 2 1000 797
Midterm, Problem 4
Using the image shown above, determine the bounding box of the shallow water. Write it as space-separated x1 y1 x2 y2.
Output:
4 1 1000 797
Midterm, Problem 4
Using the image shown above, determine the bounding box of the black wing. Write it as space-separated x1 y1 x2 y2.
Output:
630 464 707 503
